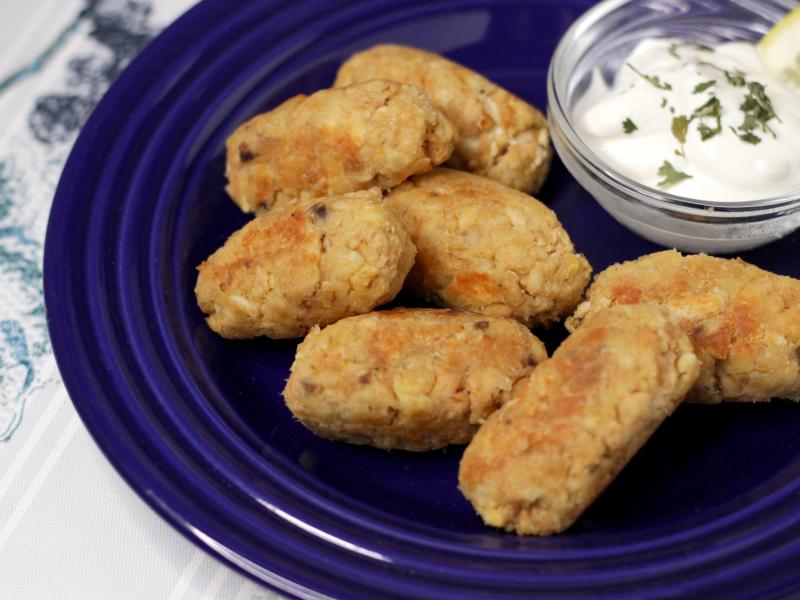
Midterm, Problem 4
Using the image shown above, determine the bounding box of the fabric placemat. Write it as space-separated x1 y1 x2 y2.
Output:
0 2 284 598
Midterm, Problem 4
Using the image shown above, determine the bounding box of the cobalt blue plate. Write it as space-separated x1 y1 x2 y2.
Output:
43 0 800 598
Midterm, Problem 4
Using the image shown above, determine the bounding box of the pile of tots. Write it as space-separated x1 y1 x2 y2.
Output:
194 45 800 536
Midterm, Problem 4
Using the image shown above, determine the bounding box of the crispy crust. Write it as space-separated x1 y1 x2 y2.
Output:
385 168 592 328
566 250 800 403
195 189 415 339
283 308 548 451
335 44 551 194
225 79 457 212
459 304 699 535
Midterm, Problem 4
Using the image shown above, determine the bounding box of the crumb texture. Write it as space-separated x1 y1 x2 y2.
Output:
226 79 457 212
385 168 591 328
567 250 800 403
335 45 551 194
195 189 415 339
283 308 547 451
459 304 699 534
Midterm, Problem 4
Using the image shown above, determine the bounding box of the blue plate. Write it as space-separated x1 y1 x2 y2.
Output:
44 0 800 598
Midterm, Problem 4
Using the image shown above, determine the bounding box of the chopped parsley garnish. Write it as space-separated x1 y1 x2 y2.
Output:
630 45 785 181
697 122 721 141
622 118 638 134
725 69 746 87
735 81 780 141
692 80 716 94
690 96 722 141
691 96 721 119
657 160 692 188
671 115 688 144
685 62 781 144
731 128 762 145
627 63 673 90
668 42 713 59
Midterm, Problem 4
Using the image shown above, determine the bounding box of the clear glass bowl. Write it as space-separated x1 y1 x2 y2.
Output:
547 0 800 253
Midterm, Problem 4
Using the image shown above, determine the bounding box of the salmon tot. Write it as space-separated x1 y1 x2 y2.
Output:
335 44 551 194
283 309 547 451
385 168 591 328
225 79 457 212
195 189 415 339
459 304 699 535
567 250 800 403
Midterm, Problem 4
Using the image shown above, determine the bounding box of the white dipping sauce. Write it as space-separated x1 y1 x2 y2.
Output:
573 39 800 202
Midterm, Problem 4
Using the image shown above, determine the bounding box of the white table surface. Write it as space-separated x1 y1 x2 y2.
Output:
0 2 284 598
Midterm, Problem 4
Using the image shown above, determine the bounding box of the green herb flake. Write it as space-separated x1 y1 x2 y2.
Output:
692 96 721 119
692 80 716 94
622 118 638 134
671 115 689 144
696 122 718 141
627 63 673 90
674 148 685 157
735 80 780 140
668 42 713 59
657 160 693 189
725 69 746 87
690 96 723 141
660 97 668 108
738 131 762 145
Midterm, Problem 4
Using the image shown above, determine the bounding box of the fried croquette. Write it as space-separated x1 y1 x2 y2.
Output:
566 250 800 403
459 304 700 535
334 44 552 194
195 189 415 339
283 309 548 451
225 79 457 212
384 168 591 328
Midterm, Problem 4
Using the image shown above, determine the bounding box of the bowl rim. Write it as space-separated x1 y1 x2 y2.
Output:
547 0 800 217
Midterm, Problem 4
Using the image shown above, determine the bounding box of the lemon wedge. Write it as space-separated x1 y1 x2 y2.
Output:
758 6 800 86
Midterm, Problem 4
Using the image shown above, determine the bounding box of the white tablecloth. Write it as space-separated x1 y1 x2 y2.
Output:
0 1 283 598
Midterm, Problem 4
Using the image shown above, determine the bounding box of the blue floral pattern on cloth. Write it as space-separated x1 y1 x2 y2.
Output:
0 0 156 441
0 160 49 440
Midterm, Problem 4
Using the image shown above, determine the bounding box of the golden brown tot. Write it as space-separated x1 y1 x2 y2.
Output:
284 309 547 451
335 44 551 194
195 189 415 339
385 168 591 328
567 250 800 403
459 304 699 535
226 79 457 212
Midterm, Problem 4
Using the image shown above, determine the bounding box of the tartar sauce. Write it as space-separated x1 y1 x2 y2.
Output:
573 39 800 202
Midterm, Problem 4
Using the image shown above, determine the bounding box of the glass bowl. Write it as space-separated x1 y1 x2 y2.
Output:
547 0 800 254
